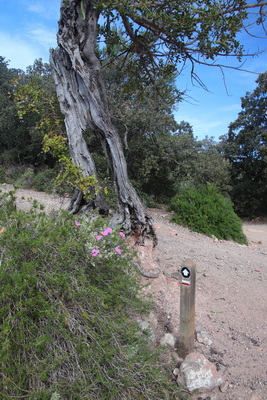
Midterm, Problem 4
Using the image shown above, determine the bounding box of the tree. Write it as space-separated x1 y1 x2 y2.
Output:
50 0 267 239
12 59 60 167
221 72 267 216
0 58 59 167
196 136 231 195
99 46 180 199
0 57 32 165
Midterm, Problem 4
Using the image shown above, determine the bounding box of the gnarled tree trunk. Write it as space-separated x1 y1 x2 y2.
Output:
50 47 108 215
50 0 156 241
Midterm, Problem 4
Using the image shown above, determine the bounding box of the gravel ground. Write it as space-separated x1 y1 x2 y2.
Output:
139 207 267 400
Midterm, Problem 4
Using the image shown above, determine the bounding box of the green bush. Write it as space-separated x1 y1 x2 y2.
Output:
168 185 247 245
0 168 5 183
14 166 35 188
32 168 59 193
33 168 74 196
0 194 180 399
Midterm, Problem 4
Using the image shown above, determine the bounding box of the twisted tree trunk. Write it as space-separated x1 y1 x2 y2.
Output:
50 0 156 241
50 48 107 214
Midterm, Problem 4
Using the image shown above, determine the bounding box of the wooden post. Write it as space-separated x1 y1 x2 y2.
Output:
178 259 196 358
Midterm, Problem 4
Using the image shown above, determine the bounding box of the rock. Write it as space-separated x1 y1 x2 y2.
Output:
219 381 228 392
170 271 181 280
159 333 177 349
139 320 150 330
196 326 213 346
178 352 224 393
137 318 156 342
163 269 181 280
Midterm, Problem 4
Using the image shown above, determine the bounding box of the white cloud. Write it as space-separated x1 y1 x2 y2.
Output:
26 2 46 13
25 24 57 49
174 109 225 133
0 31 50 70
219 104 241 112
22 0 60 20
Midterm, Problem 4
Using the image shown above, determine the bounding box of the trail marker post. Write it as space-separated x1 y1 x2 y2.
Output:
179 259 196 358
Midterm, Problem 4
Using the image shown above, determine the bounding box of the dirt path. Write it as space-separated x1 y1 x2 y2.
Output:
1 185 266 400
141 208 267 400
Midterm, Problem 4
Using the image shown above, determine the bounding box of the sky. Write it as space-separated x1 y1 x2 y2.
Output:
1 0 267 141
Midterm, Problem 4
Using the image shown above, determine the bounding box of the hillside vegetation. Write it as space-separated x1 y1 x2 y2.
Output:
0 191 180 399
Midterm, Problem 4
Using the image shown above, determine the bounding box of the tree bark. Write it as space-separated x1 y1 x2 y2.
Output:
50 47 108 214
50 0 156 242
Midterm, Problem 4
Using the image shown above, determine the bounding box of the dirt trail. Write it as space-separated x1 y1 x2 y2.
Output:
140 208 267 400
1 184 266 400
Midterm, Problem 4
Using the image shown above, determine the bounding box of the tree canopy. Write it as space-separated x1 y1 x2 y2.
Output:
50 0 267 236
96 0 267 86
222 72 267 216
0 57 35 165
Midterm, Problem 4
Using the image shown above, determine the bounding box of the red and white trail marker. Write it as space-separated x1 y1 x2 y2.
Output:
179 259 196 358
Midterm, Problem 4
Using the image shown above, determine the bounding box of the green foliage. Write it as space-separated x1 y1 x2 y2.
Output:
0 57 35 165
97 0 250 76
221 72 267 217
32 168 73 196
13 166 35 189
128 131 231 203
14 74 103 200
99 47 231 204
168 185 247 244
0 195 180 399
0 168 5 183
32 168 59 193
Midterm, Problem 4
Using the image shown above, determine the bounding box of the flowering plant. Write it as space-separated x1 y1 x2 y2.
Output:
74 219 127 262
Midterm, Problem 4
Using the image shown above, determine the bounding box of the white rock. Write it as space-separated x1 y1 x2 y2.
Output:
196 330 213 346
179 352 224 393
159 333 177 349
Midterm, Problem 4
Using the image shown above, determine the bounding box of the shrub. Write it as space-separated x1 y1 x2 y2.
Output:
33 168 59 193
1 164 32 185
168 185 247 245
0 194 180 399
0 168 5 183
14 166 35 188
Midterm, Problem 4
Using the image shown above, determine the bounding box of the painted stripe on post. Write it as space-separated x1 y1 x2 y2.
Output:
182 280 190 286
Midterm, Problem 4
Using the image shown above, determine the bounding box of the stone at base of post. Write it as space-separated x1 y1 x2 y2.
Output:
178 259 196 358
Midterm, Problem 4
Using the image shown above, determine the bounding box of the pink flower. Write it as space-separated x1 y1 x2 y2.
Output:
100 227 112 236
119 232 125 238
114 246 121 255
92 249 100 256
75 221 81 226
95 235 101 241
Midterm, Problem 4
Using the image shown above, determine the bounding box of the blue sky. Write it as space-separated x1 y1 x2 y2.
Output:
1 0 267 141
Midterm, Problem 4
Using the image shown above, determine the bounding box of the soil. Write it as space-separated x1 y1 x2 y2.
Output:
1 184 266 400
138 208 267 400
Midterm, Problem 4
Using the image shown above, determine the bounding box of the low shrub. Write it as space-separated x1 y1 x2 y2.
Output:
32 168 56 192
168 185 247 245
0 168 5 183
0 194 179 399
14 166 35 188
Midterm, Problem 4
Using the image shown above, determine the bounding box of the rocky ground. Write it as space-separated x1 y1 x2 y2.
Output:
1 184 266 400
138 208 267 400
